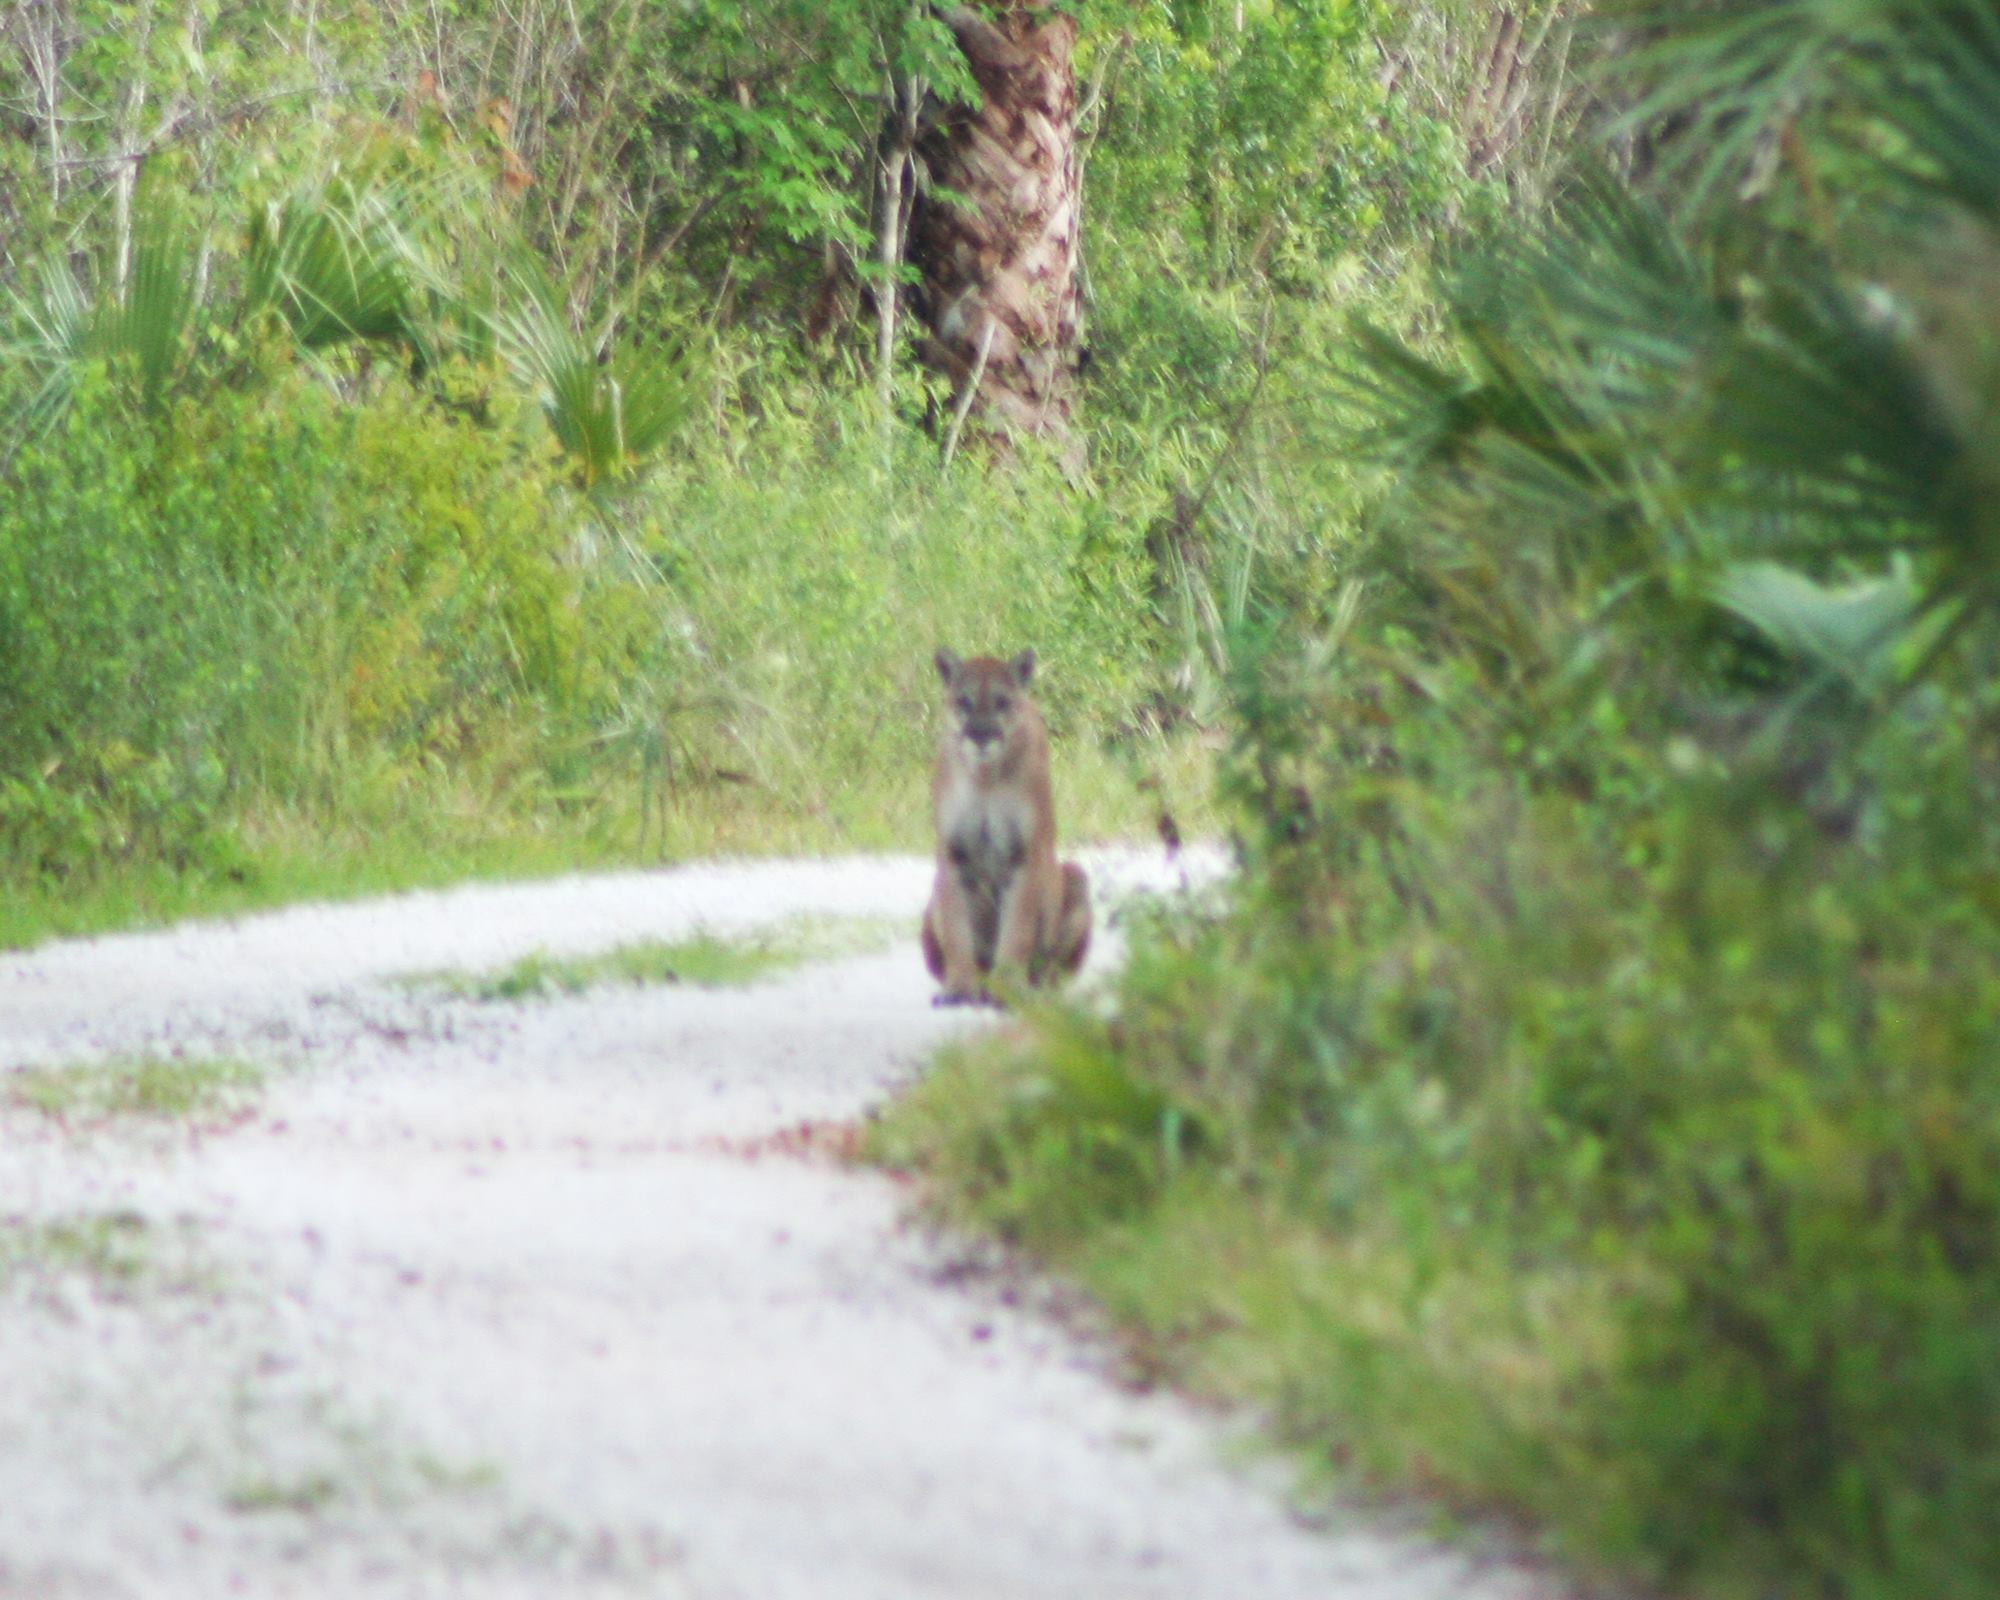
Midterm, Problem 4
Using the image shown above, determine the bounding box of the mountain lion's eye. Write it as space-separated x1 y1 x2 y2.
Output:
956 696 973 713
994 695 1012 713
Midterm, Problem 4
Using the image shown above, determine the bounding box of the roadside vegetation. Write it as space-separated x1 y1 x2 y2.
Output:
404 915 898 1001
7 1054 263 1123
0 1210 153 1288
879 5 2000 1599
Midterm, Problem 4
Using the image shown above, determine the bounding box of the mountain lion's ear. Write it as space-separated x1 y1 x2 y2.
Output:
934 648 961 684
1010 648 1036 687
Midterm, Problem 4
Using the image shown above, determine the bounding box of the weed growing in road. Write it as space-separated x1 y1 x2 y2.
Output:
7 1055 263 1122
223 1417 507 1521
0 1210 152 1286
404 915 900 1002
226 1473 342 1515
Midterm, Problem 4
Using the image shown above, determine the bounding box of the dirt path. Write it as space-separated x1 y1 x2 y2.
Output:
0 854 1560 1600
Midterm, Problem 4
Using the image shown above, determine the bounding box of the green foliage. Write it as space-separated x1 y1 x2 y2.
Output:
1086 0 1458 290
0 366 593 879
614 0 973 292
881 6 2000 1599
1082 0 1467 457
895 633 2000 1600
3 139 701 490
622 384 1155 796
487 257 697 488
3 0 1290 930
0 343 1194 930
5 209 199 426
243 173 436 356
1710 558 1924 697
1605 0 2000 224
873 1014 1187 1247
0 0 1482 929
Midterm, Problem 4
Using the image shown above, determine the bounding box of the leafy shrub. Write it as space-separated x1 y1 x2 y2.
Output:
892 616 2000 1598
883 7 2000 1596
0 349 1179 900
0 365 598 878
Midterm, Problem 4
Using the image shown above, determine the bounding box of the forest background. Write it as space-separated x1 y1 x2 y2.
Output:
2 0 1471 934
4 3 1998 1598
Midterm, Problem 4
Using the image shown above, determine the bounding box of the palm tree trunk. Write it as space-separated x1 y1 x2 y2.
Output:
911 3 1082 465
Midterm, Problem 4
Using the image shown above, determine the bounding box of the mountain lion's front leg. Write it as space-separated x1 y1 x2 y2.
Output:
926 864 986 1006
989 860 1044 994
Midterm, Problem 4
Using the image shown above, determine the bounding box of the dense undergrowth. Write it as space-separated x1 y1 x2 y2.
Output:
0 356 1192 944
879 5 2000 1598
0 229 1225 946
0 0 1461 944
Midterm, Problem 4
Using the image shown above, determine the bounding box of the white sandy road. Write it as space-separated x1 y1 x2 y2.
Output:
0 851 1566 1600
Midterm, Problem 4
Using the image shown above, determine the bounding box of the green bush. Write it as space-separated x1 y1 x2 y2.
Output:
0 364 599 878
888 644 2000 1597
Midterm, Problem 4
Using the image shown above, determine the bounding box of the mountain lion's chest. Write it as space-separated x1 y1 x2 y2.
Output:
942 780 1031 894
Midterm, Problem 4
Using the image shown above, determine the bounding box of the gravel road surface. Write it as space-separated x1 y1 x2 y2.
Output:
0 852 1563 1600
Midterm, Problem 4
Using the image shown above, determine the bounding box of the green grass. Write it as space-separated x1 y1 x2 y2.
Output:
870 1022 1627 1563
405 914 902 1002
222 1425 504 1519
8 1055 263 1122
0 1210 153 1285
0 737 1213 954
226 1474 343 1515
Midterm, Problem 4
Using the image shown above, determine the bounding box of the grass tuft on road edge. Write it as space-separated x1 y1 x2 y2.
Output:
0 1210 153 1286
403 915 901 1002
868 1017 1632 1581
7 1055 263 1122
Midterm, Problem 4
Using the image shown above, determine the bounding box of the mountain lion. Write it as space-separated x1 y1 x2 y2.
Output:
921 648 1091 1005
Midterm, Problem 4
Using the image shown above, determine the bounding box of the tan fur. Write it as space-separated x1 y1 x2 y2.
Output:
921 648 1091 1006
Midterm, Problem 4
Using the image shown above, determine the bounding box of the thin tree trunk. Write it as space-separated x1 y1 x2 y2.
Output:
112 75 149 297
911 3 1082 466
874 145 903 412
875 66 922 414
16 0 68 208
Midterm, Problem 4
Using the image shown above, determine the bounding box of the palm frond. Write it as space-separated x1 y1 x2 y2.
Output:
1697 269 1971 542
1599 0 1866 210
1337 175 1719 590
109 210 198 406
1711 557 1920 693
486 256 695 488
1882 5 2000 221
3 208 198 431
3 257 93 429
242 176 434 361
1602 0 2000 225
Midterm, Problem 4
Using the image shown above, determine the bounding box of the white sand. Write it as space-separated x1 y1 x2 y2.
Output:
0 851 1564 1599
